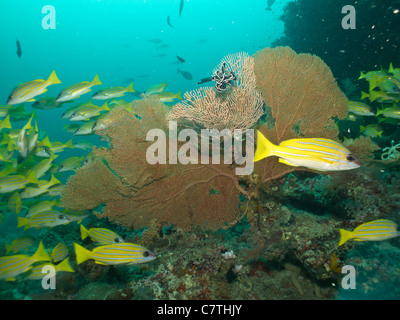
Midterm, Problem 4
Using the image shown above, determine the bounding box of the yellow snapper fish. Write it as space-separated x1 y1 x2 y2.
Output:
50 140 74 153
92 83 135 100
369 90 400 103
73 121 96 136
22 257 74 280
32 97 71 110
26 199 58 218
80 224 125 245
154 91 182 103
57 156 83 172
347 100 375 116
0 171 38 193
69 102 110 121
7 191 22 214
254 130 361 171
376 106 400 119
4 235 34 255
73 140 93 150
377 76 400 94
32 153 58 178
20 174 60 199
338 219 400 246
61 101 96 119
92 113 116 132
17 210 70 230
56 74 102 102
17 115 34 163
7 70 61 105
360 124 383 138
51 242 69 263
0 241 50 281
64 123 81 133
63 210 91 224
74 242 156 265
146 82 168 95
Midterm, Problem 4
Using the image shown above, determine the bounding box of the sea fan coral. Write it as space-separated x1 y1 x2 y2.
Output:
62 96 245 230
167 52 264 131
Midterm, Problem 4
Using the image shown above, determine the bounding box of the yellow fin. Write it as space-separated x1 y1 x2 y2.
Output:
74 243 92 265
254 130 275 162
338 228 354 246
91 74 102 86
80 224 90 240
47 70 61 85
125 83 135 93
278 158 296 167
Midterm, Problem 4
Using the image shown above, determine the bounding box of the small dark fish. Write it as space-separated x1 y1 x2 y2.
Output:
196 38 208 43
153 53 167 58
16 39 22 58
178 68 192 80
148 38 163 44
176 55 185 63
157 44 169 49
167 16 174 27
265 0 276 10
179 0 184 17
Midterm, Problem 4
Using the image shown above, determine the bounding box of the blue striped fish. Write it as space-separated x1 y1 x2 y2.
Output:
80 224 124 245
17 211 70 230
0 241 50 281
74 242 156 265
51 242 69 263
4 236 34 255
338 219 400 246
56 74 102 102
254 130 361 171
7 71 61 105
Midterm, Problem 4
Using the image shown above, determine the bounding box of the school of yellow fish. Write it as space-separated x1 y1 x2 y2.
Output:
1 67 400 283
0 71 174 281
347 63 400 138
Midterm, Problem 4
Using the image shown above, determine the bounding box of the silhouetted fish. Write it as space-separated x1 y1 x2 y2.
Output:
176 55 185 63
148 38 163 44
16 39 22 58
179 0 184 17
178 68 192 80
265 0 276 10
167 15 174 27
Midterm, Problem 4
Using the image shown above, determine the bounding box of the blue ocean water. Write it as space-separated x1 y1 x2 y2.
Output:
1 0 400 303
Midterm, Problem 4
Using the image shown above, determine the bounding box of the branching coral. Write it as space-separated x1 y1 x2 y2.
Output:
381 140 400 161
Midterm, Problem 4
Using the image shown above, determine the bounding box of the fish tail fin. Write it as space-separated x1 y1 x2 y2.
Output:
74 243 91 265
65 139 74 149
176 91 182 100
369 90 379 102
80 224 90 240
1 115 11 129
55 258 75 273
17 216 28 228
101 102 110 111
91 74 102 86
49 174 61 186
358 71 366 80
361 91 369 100
126 83 135 93
47 70 61 85
359 125 365 132
338 228 353 246
389 62 394 74
254 130 274 162
376 108 382 116
27 169 39 185
5 244 11 255
32 241 51 262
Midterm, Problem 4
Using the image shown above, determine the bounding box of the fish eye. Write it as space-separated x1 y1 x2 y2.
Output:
143 251 150 257
114 238 120 243
59 214 66 220
346 155 355 161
